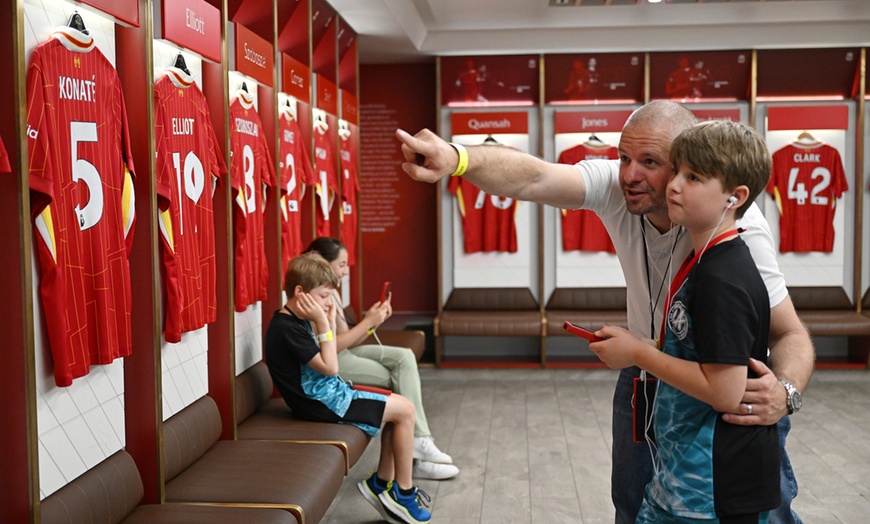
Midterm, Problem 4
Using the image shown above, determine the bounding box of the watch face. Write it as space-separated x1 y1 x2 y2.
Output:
791 391 803 412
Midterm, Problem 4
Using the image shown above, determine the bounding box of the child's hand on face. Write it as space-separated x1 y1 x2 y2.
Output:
295 291 327 323
324 295 337 326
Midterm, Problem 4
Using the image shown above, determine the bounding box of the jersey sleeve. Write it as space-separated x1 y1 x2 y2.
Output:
153 89 174 209
828 147 848 199
0 137 10 173
25 50 56 215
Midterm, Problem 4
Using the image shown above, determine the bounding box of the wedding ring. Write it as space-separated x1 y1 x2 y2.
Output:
746 403 753 415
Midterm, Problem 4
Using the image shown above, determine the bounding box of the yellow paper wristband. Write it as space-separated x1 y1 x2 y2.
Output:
317 330 334 342
448 142 468 177
367 328 375 335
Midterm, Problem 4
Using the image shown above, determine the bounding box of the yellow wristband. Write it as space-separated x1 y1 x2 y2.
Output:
448 142 468 177
367 328 375 335
317 330 334 342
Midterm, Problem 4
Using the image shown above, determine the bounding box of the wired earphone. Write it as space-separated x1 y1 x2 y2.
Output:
641 192 740 475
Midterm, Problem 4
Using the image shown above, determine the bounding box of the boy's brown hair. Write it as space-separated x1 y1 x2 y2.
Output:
283 253 339 295
669 119 771 219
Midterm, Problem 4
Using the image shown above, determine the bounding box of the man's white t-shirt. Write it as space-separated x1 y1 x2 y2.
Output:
578 159 787 339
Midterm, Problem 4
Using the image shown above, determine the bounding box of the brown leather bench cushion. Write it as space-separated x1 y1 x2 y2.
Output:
545 288 627 335
545 287 626 310
437 310 543 336
786 287 870 337
40 450 295 524
438 288 542 336
444 288 538 311
163 396 345 524
123 505 295 524
344 307 426 360
235 362 369 469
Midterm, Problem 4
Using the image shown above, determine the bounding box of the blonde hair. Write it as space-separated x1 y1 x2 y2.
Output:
283 253 339 295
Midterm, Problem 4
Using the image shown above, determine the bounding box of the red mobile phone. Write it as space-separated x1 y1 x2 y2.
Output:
562 321 605 342
379 281 392 303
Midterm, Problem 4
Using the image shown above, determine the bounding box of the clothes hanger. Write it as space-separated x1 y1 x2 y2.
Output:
794 131 821 146
67 11 89 36
483 135 498 145
173 53 190 76
586 133 606 146
241 81 249 93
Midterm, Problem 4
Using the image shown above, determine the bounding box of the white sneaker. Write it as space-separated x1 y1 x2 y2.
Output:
413 436 453 464
413 460 459 480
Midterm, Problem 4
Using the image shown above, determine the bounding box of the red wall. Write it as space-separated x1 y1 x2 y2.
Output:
358 64 437 314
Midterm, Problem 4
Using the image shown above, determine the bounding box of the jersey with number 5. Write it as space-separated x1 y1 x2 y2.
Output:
767 143 848 253
26 27 136 387
155 67 227 342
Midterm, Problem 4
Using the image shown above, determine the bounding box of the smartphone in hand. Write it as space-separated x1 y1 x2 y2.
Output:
562 321 605 342
380 281 392 303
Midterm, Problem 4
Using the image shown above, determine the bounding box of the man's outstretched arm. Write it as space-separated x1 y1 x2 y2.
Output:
396 128 586 209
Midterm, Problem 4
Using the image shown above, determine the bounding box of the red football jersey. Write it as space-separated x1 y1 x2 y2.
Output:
557 142 618 253
154 67 227 342
313 128 338 237
339 133 360 266
448 176 518 253
767 143 848 253
230 94 275 311
278 110 314 276
26 28 136 387
0 136 10 173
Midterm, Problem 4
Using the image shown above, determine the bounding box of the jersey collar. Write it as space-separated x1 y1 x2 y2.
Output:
165 66 194 89
52 26 95 53
236 89 254 109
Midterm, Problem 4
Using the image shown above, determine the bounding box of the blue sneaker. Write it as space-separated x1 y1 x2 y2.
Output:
357 473 402 523
378 483 431 524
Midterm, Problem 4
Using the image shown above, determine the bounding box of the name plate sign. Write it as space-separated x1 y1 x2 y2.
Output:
282 53 310 103
160 0 220 63
234 23 274 87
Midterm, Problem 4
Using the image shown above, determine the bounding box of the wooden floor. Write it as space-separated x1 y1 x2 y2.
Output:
321 367 870 523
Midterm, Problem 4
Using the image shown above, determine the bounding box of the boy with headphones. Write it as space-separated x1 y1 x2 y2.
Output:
589 119 780 523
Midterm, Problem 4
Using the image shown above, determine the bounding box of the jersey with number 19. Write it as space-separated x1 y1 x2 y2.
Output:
26 27 136 387
155 67 227 342
230 94 275 311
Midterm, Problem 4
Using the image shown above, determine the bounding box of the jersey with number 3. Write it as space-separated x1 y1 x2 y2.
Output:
230 95 275 311
26 27 136 387
767 143 848 253
155 67 227 342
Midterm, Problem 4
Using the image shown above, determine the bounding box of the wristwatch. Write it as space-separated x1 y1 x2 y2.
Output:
779 379 803 415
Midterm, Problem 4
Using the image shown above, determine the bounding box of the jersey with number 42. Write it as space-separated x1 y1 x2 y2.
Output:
26 27 136 387
767 143 848 253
